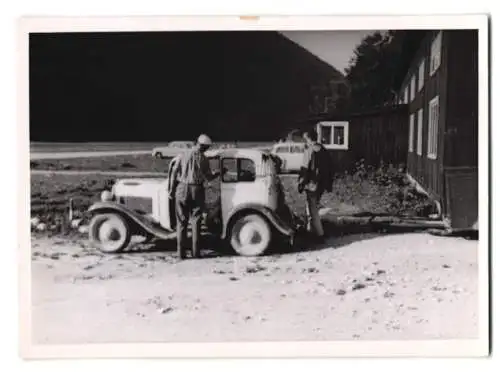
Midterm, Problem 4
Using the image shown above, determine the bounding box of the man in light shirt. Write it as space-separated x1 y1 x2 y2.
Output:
170 134 219 259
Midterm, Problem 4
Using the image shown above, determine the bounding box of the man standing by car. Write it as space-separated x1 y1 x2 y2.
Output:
298 128 334 242
170 134 219 259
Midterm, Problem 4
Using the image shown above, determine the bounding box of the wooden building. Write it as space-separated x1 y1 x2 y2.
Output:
398 30 478 229
286 105 409 173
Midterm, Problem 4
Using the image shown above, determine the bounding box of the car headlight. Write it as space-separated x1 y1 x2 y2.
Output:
101 190 114 202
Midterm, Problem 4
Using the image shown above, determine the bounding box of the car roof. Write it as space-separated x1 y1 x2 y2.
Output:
273 142 305 147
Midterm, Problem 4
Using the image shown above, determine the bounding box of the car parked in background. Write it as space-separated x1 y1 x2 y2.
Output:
152 141 195 159
153 141 238 159
270 141 306 173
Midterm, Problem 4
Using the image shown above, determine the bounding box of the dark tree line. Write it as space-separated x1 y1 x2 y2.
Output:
340 30 427 112
29 31 342 142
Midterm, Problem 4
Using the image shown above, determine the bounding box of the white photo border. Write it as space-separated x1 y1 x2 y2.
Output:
18 14 490 359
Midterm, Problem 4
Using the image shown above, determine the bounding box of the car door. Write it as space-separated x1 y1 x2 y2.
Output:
220 157 259 224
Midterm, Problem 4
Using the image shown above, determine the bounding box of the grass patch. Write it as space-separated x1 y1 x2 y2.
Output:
30 154 171 173
30 141 272 154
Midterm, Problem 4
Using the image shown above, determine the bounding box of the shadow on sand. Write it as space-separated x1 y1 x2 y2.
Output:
121 218 470 259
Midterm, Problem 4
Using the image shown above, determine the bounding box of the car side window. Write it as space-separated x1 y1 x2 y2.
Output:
221 158 256 183
291 145 304 153
221 158 238 182
239 158 256 182
275 146 289 154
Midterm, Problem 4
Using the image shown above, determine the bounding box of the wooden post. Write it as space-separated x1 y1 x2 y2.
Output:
68 198 74 225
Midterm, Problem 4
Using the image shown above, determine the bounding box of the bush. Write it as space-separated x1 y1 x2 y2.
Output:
346 159 436 217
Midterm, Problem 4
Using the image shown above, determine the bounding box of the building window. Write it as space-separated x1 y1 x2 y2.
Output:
417 108 424 156
316 121 349 150
404 86 409 104
418 59 425 91
427 96 439 159
430 32 442 76
410 75 416 102
408 113 414 153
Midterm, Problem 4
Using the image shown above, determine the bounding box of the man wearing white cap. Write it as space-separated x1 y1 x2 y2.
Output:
171 134 219 259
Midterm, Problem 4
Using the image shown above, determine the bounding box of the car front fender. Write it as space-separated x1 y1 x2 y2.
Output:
222 204 295 239
87 202 174 240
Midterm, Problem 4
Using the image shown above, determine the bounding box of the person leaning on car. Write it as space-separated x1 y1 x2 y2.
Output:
170 134 219 259
298 128 334 242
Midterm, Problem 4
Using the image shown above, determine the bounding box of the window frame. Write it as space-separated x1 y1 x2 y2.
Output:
416 108 424 156
316 121 349 150
418 59 425 91
427 96 440 160
430 32 442 76
410 75 416 102
408 113 415 153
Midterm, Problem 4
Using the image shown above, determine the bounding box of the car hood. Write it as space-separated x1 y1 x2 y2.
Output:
115 178 166 186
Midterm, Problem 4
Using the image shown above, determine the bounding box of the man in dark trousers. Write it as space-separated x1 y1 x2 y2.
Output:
171 134 219 259
298 128 334 242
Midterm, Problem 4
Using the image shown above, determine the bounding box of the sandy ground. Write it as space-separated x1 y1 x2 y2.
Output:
30 232 478 344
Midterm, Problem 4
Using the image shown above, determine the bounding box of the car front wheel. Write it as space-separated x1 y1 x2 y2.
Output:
89 213 131 253
229 214 272 256
154 152 163 159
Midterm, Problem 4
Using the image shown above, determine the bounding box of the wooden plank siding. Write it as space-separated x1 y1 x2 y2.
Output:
444 30 479 169
402 30 447 202
293 106 409 173
400 30 479 228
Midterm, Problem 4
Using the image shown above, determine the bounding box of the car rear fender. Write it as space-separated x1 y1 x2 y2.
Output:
222 203 294 239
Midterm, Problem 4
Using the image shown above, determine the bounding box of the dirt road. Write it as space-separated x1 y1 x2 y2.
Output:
30 232 478 344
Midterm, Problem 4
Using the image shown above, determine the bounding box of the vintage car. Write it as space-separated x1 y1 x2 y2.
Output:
86 149 298 256
270 141 306 173
152 141 195 159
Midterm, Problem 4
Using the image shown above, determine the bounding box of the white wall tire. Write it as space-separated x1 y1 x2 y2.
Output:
89 213 131 253
229 214 272 256
154 152 163 159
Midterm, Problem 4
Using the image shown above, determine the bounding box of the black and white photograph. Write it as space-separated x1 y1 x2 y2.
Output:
19 15 489 358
